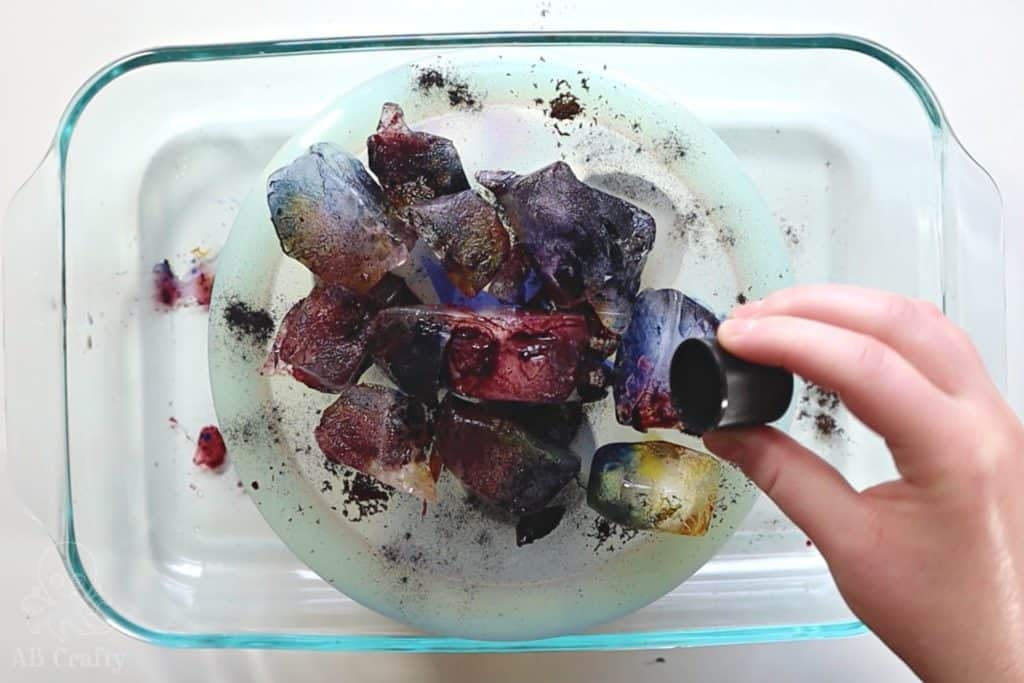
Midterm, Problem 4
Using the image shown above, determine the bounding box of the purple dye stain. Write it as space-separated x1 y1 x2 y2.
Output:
153 248 217 310
153 260 182 309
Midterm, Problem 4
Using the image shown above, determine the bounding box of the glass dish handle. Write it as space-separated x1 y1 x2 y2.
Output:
2 150 67 541
942 135 1007 395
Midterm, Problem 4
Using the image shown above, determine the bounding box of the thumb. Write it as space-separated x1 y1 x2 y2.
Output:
704 426 868 556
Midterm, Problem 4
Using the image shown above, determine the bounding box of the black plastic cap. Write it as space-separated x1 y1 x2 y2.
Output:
669 337 793 435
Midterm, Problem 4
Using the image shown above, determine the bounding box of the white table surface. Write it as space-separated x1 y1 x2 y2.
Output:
1 1 1021 680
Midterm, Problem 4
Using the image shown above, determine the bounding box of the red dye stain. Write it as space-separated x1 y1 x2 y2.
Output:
153 250 217 311
193 426 227 470
191 261 215 309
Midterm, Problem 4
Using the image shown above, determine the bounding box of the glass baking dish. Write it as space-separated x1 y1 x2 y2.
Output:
2 32 1004 652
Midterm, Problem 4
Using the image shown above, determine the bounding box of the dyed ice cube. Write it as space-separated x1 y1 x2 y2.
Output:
268 143 410 293
576 351 614 403
515 505 566 546
614 289 719 431
487 244 544 306
491 402 583 448
315 385 437 502
367 103 470 208
477 162 656 333
449 400 583 451
371 306 601 403
444 308 594 403
434 396 581 515
396 240 505 309
264 276 418 393
369 306 454 401
396 239 536 312
587 441 719 536
263 283 377 392
403 190 510 296
365 272 421 309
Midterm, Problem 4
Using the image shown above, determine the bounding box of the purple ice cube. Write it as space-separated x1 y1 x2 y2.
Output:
613 289 719 431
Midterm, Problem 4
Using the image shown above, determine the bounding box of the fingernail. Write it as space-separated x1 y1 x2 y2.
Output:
717 317 756 342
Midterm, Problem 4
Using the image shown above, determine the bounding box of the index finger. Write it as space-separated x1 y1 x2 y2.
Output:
717 314 961 481
731 284 986 396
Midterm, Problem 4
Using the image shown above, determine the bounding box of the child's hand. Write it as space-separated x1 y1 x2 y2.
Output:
703 285 1024 682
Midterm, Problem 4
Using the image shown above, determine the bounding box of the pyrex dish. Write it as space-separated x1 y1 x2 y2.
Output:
209 54 787 640
2 33 1004 651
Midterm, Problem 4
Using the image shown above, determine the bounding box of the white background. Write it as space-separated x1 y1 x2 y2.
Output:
1 1 1021 680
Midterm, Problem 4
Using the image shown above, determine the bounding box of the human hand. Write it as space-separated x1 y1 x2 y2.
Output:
702 285 1024 682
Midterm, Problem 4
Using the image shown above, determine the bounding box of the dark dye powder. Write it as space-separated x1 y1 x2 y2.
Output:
415 67 479 109
799 382 844 439
549 92 583 120
587 516 638 553
223 301 274 344
342 473 392 521
814 413 840 437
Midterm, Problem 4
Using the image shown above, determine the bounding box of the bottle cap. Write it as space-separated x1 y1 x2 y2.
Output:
669 337 793 435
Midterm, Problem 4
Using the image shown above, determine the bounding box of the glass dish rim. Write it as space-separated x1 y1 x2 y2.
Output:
54 30 968 651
